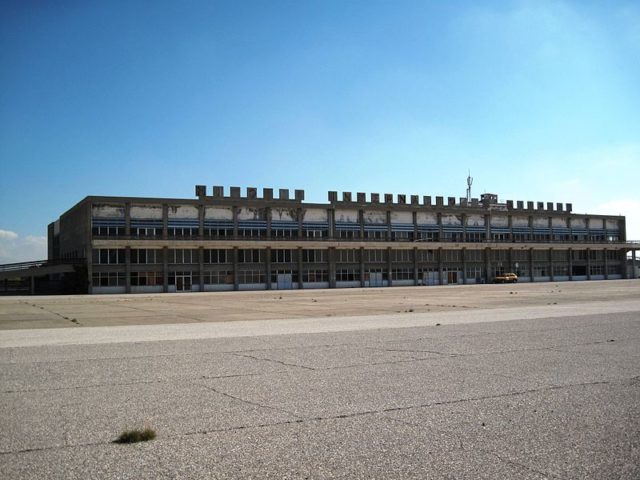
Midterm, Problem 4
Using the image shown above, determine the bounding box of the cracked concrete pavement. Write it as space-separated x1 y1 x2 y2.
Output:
0 281 639 478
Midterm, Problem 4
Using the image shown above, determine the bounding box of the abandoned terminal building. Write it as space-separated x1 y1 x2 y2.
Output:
44 185 638 294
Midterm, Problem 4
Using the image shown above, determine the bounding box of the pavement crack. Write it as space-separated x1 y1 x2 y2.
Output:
230 352 316 371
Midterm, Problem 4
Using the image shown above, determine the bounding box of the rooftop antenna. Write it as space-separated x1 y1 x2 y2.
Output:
466 170 473 202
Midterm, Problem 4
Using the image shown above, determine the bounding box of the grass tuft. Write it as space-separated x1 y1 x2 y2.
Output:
114 427 156 444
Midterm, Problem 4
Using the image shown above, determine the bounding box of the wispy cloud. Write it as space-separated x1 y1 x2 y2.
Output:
0 230 47 264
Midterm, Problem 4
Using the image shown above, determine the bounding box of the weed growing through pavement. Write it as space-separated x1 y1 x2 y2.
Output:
114 422 156 444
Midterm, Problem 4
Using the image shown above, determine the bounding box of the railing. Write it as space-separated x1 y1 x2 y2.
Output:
0 258 85 273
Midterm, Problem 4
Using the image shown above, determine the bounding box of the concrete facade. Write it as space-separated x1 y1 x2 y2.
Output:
47 186 638 294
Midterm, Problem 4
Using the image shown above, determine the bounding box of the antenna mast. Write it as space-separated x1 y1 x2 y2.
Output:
466 170 473 202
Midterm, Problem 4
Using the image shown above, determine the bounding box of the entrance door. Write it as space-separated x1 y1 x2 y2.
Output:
276 273 293 290
447 271 458 284
176 273 192 292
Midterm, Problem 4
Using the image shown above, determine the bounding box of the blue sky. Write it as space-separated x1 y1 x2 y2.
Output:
1 0 639 262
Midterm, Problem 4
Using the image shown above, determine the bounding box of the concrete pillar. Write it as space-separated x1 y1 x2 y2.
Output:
328 247 336 288
548 248 554 281
297 208 303 240
462 248 467 285
265 246 272 290
125 203 131 237
30 275 35 295
199 246 204 292
437 247 443 285
232 206 239 239
125 246 131 293
529 248 534 282
360 247 365 287
438 213 444 242
265 207 272 240
232 247 239 291
507 215 513 242
484 247 491 283
359 210 365 240
485 214 491 242
386 211 392 242
387 247 393 286
604 249 609 280
507 248 513 273
586 248 592 280
297 247 304 289
162 204 168 239
413 247 419 286
568 248 573 281
162 246 168 293
413 211 418 242
632 250 637 279
198 204 205 238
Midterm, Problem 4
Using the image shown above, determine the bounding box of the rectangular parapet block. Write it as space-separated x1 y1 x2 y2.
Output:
435 196 444 206
279 189 290 200
295 189 305 201
357 192 366 203
195 185 207 197
230 186 241 198
447 197 456 206
471 198 479 207
566 203 572 213
546 202 553 211
423 196 432 206
370 193 380 203
342 192 352 202
263 188 273 200
384 193 393 204
537 201 544 210
397 194 406 205
328 191 338 202
247 187 258 199
411 195 419 205
212 186 224 198
527 201 534 210
556 202 563 212
506 200 514 210
516 200 524 209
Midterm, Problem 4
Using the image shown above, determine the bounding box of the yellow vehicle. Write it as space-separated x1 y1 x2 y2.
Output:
494 272 518 283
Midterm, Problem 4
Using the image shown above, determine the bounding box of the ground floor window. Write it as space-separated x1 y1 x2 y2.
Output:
303 270 328 282
237 270 266 284
589 265 604 275
131 272 163 286
92 272 125 287
465 265 483 280
552 264 569 276
391 268 413 280
203 271 234 284
336 268 360 282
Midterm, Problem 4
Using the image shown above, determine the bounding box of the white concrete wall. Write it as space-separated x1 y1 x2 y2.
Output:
532 217 548 228
238 207 266 221
168 205 198 219
272 208 297 222
416 212 438 225
335 209 358 223
442 214 462 226
205 207 233 220
92 205 125 218
589 218 604 229
606 219 619 230
571 218 586 228
390 211 412 224
363 210 386 224
467 214 485 227
131 206 162 220
302 208 328 222
490 215 508 227
511 216 528 227
552 217 568 228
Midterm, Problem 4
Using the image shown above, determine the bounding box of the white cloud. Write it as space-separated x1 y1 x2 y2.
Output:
0 230 47 264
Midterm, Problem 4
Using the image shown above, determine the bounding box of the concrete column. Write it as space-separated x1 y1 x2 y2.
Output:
484 247 491 283
413 247 419 286
586 248 592 280
199 246 204 292
387 247 393 286
507 248 513 273
461 248 467 285
507 215 513 242
162 204 168 239
485 214 491 242
438 213 444 242
198 204 205 238
386 211 392 242
30 275 35 295
359 210 365 240
125 203 131 237
162 246 168 293
328 247 336 288
232 206 239 239
413 211 418 242
297 208 303 240
568 248 573 281
548 248 554 281
529 248 534 282
265 246 272 290
548 217 553 243
266 207 272 240
328 208 336 239
297 247 303 289
360 247 365 287
604 249 609 280
125 246 131 293
632 250 637 279
437 247 443 285
232 247 239 291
